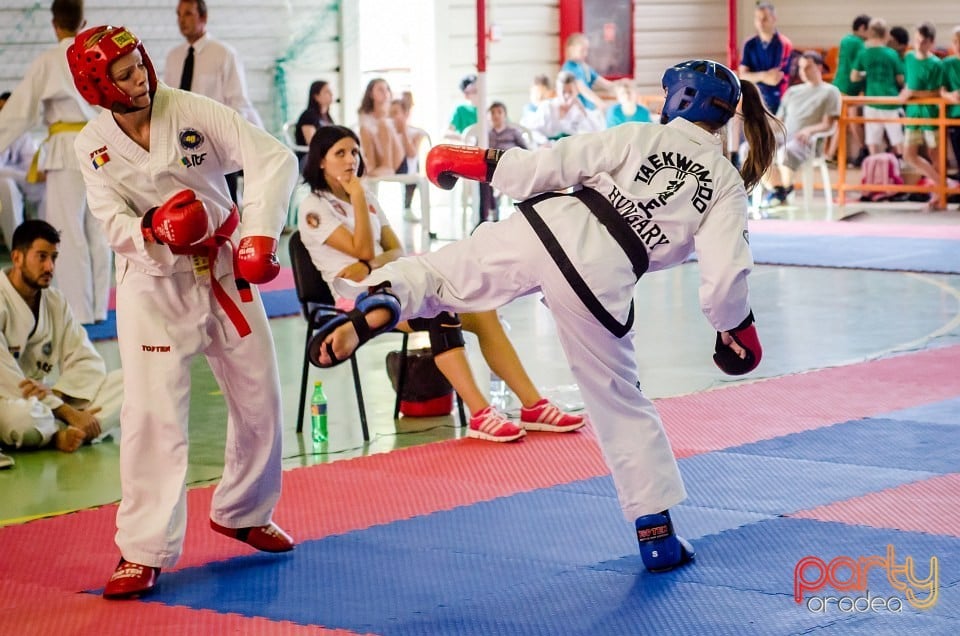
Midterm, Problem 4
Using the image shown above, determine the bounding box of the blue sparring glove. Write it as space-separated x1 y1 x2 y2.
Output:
307 284 402 368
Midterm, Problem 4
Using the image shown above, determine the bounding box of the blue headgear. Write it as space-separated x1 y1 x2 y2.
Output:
660 60 741 128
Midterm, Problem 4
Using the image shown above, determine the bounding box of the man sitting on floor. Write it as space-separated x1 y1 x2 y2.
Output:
759 51 841 207
0 220 121 468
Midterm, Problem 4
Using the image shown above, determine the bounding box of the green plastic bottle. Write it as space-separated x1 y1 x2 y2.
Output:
310 381 328 444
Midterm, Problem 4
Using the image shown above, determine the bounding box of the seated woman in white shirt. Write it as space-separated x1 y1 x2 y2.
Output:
528 71 605 144
298 126 585 442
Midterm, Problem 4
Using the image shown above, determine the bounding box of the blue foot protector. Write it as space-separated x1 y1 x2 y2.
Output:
635 510 695 573
308 286 401 368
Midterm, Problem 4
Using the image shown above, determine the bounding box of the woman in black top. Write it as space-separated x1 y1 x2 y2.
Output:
295 80 335 161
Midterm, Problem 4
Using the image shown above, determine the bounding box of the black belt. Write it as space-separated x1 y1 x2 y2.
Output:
518 187 649 338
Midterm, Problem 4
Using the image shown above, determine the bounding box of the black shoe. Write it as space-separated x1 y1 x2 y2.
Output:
851 148 869 168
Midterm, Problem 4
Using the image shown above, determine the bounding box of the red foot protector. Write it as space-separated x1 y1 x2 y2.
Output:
210 519 296 552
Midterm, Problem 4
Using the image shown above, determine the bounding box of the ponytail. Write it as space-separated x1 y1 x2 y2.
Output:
737 80 783 192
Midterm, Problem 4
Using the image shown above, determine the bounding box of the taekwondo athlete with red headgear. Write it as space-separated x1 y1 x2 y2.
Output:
313 60 773 573
68 25 299 599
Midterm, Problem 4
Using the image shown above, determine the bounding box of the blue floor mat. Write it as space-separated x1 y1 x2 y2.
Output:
732 417 960 474
99 393 960 634
83 288 299 341
748 233 960 274
141 497 960 635
678 451 934 515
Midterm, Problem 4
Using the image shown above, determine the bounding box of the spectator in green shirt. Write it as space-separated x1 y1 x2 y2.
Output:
829 14 871 166
448 74 479 134
851 18 905 156
941 26 960 181
900 22 946 209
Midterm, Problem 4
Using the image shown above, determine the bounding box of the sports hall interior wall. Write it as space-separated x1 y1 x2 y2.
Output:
1 1 958 142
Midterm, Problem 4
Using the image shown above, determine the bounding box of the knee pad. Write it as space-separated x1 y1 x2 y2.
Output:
427 312 465 355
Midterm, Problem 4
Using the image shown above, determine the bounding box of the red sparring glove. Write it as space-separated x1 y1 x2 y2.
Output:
425 145 504 190
142 190 208 246
713 311 762 375
235 236 280 284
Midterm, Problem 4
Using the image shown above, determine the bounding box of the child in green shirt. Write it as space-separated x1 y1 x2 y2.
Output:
900 22 945 209
852 18 905 156
942 27 960 182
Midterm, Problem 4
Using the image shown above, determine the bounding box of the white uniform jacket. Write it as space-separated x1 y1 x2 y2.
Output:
491 118 754 332
0 271 107 443
0 132 38 182
0 39 98 171
164 34 264 128
298 188 391 297
73 83 297 282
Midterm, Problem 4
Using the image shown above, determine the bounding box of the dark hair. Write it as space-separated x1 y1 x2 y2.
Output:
459 74 477 93
918 22 936 43
532 74 550 89
852 14 871 31
306 80 332 117
755 2 775 13
303 125 365 192
737 80 783 192
800 50 828 73
488 101 507 114
181 0 207 19
358 78 388 115
11 220 60 253
889 26 909 46
0 91 10 101
51 0 84 32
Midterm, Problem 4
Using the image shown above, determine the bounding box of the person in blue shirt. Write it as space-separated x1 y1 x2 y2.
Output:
737 2 793 113
606 80 652 127
561 32 614 110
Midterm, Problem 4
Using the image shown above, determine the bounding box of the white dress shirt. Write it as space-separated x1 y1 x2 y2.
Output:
164 33 263 128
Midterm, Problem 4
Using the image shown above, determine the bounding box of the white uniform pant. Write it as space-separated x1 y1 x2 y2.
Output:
0 369 123 448
0 176 25 251
44 168 112 324
338 201 687 520
114 268 283 569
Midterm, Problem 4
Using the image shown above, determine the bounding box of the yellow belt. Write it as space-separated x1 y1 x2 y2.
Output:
26 121 87 184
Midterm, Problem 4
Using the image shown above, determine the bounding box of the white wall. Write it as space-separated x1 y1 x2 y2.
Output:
0 0 319 136
2 0 958 141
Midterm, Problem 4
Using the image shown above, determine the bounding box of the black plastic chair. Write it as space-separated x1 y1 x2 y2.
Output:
289 231 370 440
288 231 466 441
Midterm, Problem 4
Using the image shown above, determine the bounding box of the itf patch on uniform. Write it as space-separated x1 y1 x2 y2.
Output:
305 212 320 228
178 128 205 151
89 146 110 170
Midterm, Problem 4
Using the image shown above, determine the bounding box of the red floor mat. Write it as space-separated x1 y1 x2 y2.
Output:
2 345 958 596
792 472 960 537
659 344 960 455
0 581 361 636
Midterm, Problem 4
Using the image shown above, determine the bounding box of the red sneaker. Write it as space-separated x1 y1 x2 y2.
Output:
467 406 526 442
103 559 160 599
520 399 585 433
210 519 295 552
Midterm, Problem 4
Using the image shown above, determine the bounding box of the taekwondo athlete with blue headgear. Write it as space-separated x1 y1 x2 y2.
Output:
315 60 776 572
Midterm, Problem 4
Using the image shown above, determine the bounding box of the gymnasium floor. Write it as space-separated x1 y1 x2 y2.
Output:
2 187 959 633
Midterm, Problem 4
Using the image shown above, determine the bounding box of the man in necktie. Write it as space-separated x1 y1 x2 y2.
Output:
164 0 263 203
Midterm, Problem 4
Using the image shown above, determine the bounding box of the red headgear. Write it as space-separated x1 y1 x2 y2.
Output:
67 25 157 112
